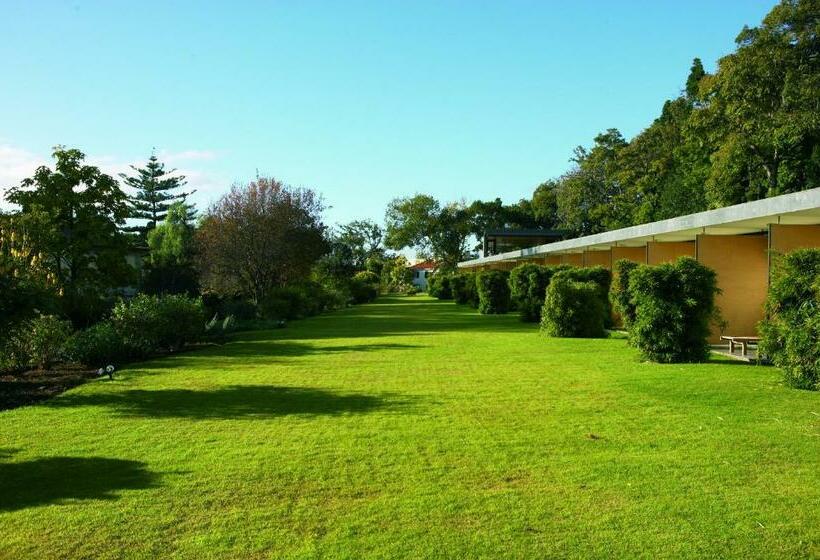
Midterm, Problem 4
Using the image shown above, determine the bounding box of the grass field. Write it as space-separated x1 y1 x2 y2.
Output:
1 295 818 559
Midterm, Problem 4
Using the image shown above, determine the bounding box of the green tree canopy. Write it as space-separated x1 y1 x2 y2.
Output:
121 153 195 235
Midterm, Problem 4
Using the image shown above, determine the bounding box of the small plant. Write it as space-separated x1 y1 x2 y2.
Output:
759 249 820 390
540 274 606 338
476 270 511 314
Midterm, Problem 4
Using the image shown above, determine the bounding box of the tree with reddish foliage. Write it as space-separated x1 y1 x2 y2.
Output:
196 177 328 303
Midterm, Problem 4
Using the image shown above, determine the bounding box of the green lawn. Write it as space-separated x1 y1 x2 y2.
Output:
1 295 818 559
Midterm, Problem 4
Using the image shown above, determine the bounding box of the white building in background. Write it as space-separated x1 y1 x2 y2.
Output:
409 260 437 290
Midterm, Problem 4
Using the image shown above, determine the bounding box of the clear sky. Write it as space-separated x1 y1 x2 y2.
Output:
0 0 775 227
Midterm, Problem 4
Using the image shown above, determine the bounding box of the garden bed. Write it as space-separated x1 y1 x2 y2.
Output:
0 366 99 412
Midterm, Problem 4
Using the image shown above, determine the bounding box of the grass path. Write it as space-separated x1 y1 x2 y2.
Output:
1 296 818 559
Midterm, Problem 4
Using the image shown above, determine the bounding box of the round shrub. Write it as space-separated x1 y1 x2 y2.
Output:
509 263 571 322
611 259 640 329
759 249 820 390
353 271 380 286
628 257 718 363
476 270 511 314
560 266 613 327
540 274 606 338
451 272 478 307
66 321 128 368
112 294 205 357
349 277 379 304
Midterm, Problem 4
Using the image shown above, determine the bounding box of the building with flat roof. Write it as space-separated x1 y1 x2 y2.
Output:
459 188 820 341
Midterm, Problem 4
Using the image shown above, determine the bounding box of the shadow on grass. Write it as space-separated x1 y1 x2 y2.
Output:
0 456 158 512
48 385 419 419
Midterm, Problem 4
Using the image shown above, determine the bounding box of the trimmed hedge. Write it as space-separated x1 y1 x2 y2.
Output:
759 249 820 390
611 259 640 329
559 266 613 327
628 257 718 363
509 263 570 322
428 273 453 300
540 273 606 338
451 272 479 308
476 270 511 314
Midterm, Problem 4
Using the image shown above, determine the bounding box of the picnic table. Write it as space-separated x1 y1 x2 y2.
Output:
720 336 760 356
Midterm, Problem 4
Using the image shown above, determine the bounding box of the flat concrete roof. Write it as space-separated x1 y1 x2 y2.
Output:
459 187 820 268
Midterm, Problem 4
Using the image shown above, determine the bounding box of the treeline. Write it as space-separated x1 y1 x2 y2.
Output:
386 0 820 265
0 147 411 374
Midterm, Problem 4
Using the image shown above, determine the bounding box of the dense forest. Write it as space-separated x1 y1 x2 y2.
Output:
386 0 820 263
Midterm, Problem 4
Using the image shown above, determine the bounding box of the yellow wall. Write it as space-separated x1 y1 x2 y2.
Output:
583 250 612 269
647 241 695 265
544 255 562 266
769 224 820 253
697 234 768 342
611 246 646 264
560 253 583 266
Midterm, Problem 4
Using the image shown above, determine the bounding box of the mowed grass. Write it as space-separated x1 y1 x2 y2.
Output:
1 296 818 559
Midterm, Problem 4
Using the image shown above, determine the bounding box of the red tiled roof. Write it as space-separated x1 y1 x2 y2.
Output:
409 259 437 270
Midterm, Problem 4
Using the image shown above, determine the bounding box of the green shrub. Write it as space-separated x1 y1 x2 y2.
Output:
611 259 640 329
428 273 453 300
540 274 607 338
66 321 127 367
349 277 379 304
9 315 74 370
403 285 421 296
759 249 820 390
509 263 571 322
476 270 511 314
560 266 613 327
451 272 478 307
628 257 718 363
112 294 205 357
353 271 380 286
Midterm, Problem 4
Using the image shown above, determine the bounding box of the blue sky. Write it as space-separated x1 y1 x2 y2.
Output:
0 1 775 227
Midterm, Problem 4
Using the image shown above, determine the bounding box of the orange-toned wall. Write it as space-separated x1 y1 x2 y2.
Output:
583 250 612 269
544 255 562 266
697 234 768 342
769 224 820 254
611 246 646 264
647 241 695 265
560 253 583 266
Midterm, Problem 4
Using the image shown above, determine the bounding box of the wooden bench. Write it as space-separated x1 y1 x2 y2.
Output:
720 336 760 356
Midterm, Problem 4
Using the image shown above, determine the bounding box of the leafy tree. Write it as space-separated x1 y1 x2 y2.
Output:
121 154 195 235
530 180 560 228
385 194 474 271
5 147 132 324
700 0 820 206
337 219 384 269
196 177 327 303
142 202 198 295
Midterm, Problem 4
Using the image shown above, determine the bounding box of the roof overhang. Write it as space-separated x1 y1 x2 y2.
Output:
459 188 820 268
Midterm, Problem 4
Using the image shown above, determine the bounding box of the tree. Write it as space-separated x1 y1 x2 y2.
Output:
385 194 473 271
5 147 132 324
121 154 195 235
142 202 198 295
196 177 327 303
337 219 384 269
531 181 560 229
700 0 820 206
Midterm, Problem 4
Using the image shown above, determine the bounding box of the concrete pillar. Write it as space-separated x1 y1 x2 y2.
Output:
697 234 768 342
647 241 695 265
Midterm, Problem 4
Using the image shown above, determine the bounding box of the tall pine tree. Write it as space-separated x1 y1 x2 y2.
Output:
120 153 196 235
